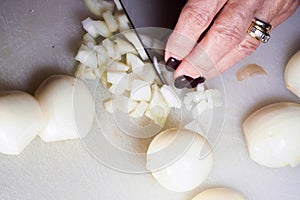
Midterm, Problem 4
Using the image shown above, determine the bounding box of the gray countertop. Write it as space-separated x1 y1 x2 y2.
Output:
0 0 300 200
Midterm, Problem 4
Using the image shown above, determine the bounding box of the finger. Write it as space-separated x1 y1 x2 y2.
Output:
212 34 260 78
209 0 300 79
263 0 300 28
174 0 259 78
255 0 300 27
164 0 227 61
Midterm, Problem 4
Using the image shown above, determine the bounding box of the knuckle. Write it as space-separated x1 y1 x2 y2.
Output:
181 5 211 28
234 0 259 10
224 3 250 21
214 7 249 43
213 23 244 44
212 10 249 44
276 0 299 15
238 38 259 56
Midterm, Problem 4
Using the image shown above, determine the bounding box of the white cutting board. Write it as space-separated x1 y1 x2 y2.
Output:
0 0 300 200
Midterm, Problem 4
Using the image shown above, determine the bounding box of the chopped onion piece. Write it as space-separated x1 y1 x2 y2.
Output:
83 33 96 45
95 45 109 67
196 84 205 92
126 53 145 73
102 39 114 58
130 101 149 118
113 44 122 61
86 42 96 50
192 91 206 104
107 71 126 84
109 74 131 95
94 44 108 56
113 0 123 11
102 38 120 60
130 79 151 101
160 85 182 109
82 17 99 38
84 0 114 18
149 84 168 108
115 12 130 32
93 67 104 78
103 10 119 33
192 100 208 119
147 84 170 127
94 20 111 38
107 61 129 72
114 37 138 55
120 74 132 91
108 85 126 96
111 96 138 113
183 94 194 111
147 106 169 128
97 53 108 68
123 31 149 60
75 63 97 80
133 63 156 83
127 99 139 113
75 45 98 69
183 88 223 116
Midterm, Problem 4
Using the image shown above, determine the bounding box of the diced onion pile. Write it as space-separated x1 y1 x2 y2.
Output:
183 84 223 119
75 2 223 128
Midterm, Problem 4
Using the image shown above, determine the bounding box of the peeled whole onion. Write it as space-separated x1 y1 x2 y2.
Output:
243 102 300 168
0 90 44 155
35 75 95 142
192 188 247 200
147 128 213 192
285 50 300 98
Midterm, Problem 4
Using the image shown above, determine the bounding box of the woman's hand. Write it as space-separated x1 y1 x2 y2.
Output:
165 0 299 81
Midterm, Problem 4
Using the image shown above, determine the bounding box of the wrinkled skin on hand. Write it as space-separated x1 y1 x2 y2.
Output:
165 0 300 79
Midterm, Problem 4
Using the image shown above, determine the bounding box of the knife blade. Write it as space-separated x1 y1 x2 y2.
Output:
113 0 186 85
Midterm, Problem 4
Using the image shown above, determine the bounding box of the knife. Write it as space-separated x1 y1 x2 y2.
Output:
113 0 187 85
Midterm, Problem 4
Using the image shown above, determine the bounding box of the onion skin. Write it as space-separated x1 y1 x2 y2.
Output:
285 50 300 98
243 102 300 168
236 64 267 81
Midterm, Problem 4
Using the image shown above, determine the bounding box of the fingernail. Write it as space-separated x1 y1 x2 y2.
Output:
186 76 206 88
174 75 193 89
166 57 181 72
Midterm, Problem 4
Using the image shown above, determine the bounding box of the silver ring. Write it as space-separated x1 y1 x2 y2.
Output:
253 18 272 31
247 18 271 43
